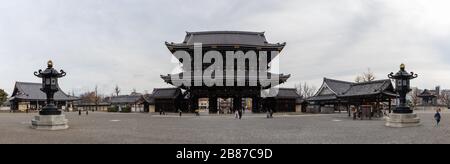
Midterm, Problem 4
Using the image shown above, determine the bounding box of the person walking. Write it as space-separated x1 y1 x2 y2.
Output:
238 108 243 120
267 109 273 118
195 109 200 116
435 109 442 127
86 109 89 115
78 109 81 116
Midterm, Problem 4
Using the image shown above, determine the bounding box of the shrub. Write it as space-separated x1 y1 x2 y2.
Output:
107 106 119 112
120 106 132 113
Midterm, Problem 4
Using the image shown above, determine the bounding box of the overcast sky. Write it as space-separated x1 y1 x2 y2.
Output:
1 0 449 96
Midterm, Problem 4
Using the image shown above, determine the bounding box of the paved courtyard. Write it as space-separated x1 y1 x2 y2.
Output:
0 110 449 144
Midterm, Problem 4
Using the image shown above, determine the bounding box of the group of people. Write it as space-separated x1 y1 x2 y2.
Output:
78 109 89 115
159 109 166 115
351 107 390 120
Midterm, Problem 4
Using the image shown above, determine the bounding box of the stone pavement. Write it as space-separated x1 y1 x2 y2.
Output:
0 110 449 144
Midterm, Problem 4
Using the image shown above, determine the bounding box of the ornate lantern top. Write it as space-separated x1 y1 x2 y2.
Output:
34 60 66 78
388 63 418 80
48 60 53 68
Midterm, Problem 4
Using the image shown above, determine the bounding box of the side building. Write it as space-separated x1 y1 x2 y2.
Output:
139 88 183 113
9 82 79 112
263 88 303 113
108 94 143 112
308 78 397 115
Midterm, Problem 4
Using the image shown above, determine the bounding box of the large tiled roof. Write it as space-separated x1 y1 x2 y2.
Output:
166 31 286 48
342 79 395 97
307 95 338 101
152 88 181 99
323 78 354 95
274 88 301 99
140 94 155 105
161 72 290 90
309 78 397 102
261 88 301 99
10 82 78 101
109 95 142 104
418 89 437 98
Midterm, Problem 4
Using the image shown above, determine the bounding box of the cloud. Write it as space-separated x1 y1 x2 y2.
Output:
1 0 449 96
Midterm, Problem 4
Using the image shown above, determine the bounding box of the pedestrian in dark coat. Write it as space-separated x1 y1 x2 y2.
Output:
435 109 442 127
238 108 243 120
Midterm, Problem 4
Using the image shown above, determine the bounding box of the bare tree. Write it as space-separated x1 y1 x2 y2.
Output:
355 76 363 83
295 82 317 99
303 83 317 98
131 88 139 95
355 68 376 83
95 85 99 111
114 85 121 96
80 91 100 104
363 68 376 82
295 83 303 97
410 88 420 109
440 91 450 108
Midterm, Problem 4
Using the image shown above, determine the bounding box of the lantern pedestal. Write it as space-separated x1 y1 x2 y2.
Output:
385 113 420 128
31 114 69 130
39 104 62 115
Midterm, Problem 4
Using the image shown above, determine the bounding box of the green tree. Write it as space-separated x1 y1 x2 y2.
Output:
0 89 8 106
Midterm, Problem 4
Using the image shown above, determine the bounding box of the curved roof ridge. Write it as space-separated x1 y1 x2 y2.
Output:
278 88 297 90
11 81 78 101
153 87 179 90
16 81 40 85
186 31 265 35
324 78 355 84
351 79 391 85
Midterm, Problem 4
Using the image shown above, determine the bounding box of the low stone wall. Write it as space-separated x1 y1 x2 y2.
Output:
414 106 448 111
320 107 335 114
0 107 10 111
306 105 320 113
306 105 335 114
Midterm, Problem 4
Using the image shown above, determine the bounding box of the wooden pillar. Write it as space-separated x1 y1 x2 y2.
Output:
388 98 392 113
252 97 260 113
376 97 380 117
209 97 218 114
189 96 199 113
337 101 341 113
347 104 351 117
233 97 242 112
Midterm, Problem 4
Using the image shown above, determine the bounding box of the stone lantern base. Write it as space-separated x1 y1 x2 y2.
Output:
31 115 69 130
385 113 421 128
